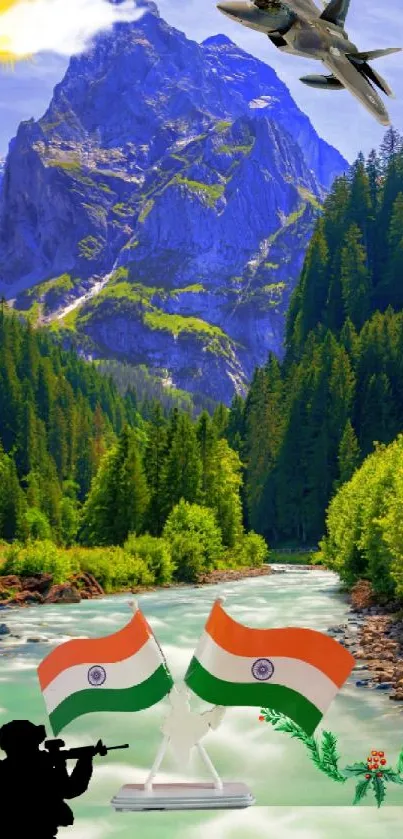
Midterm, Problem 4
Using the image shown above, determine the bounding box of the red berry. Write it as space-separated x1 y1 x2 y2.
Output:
378 751 384 757
371 751 378 756
365 774 371 779
380 759 386 766
377 773 383 778
258 715 265 721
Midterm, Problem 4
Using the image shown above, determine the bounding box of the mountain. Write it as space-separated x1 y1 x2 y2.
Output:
0 1 347 403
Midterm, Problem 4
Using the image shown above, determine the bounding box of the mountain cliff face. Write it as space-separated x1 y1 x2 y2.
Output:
0 2 347 403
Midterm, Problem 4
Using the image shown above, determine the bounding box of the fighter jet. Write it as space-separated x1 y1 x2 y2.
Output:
216 0 401 125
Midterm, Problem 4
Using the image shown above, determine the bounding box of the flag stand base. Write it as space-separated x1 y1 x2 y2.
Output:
110 781 255 811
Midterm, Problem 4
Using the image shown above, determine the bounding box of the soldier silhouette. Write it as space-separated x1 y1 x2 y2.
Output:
0 720 94 838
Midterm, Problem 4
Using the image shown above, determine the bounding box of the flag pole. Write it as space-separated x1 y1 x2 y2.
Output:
128 601 179 791
197 743 223 790
144 735 171 791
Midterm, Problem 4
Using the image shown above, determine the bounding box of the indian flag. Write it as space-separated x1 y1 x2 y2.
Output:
184 598 355 736
38 604 173 735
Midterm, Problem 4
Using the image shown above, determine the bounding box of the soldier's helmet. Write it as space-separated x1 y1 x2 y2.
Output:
0 720 47 755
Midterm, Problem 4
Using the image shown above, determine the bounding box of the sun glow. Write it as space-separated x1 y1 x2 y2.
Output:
0 0 144 67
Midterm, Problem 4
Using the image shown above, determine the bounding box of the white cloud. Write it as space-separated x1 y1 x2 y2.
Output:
0 0 145 57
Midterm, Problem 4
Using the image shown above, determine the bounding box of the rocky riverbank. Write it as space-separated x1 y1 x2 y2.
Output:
327 580 403 702
0 564 274 609
0 571 105 607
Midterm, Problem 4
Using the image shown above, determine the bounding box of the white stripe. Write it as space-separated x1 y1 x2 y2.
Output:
43 636 164 714
194 631 339 714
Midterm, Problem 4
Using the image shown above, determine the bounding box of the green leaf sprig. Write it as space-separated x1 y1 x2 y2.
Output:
259 708 346 783
259 709 403 807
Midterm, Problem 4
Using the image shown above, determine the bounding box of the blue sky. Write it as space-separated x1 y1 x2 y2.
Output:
0 0 402 161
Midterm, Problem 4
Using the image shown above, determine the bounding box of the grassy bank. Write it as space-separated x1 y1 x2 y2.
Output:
268 550 323 565
0 531 269 598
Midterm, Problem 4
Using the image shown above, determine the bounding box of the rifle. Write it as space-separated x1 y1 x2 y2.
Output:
44 738 129 761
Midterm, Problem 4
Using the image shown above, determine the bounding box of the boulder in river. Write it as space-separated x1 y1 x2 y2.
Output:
0 623 10 636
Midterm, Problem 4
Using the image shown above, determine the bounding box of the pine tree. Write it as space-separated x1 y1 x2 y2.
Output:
226 394 246 459
0 445 25 540
80 426 149 545
162 413 202 516
340 224 371 329
113 426 149 542
381 192 403 310
288 218 329 356
346 157 372 244
379 127 403 169
144 403 168 535
337 420 360 486
359 373 397 457
207 438 244 547
244 356 283 534
212 403 229 439
197 411 216 500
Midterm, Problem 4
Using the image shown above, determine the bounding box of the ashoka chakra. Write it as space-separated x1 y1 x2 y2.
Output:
88 665 106 686
251 658 274 681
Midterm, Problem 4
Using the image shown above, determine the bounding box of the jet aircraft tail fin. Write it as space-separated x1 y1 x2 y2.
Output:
350 47 402 62
320 0 351 28
347 49 401 98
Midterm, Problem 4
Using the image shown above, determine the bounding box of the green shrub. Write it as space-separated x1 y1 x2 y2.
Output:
320 435 403 597
163 500 223 573
23 508 52 542
60 497 79 547
69 546 154 592
124 534 175 584
219 533 269 569
237 532 269 566
3 540 76 583
169 533 205 583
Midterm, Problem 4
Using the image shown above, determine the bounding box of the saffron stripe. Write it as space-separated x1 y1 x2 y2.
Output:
185 658 322 736
38 611 151 690
42 636 168 714
48 664 173 736
205 600 354 686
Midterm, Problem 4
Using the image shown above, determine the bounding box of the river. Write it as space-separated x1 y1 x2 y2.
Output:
0 566 402 837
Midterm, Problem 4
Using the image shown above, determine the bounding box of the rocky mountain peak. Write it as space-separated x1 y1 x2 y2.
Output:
0 9 347 403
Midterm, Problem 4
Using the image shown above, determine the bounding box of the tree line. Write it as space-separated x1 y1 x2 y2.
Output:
0 308 266 581
319 433 403 601
226 128 403 545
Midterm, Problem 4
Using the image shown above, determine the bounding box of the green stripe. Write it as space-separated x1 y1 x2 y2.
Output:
185 657 322 736
49 664 173 735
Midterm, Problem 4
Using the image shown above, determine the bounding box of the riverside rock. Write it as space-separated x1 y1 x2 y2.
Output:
343 589 403 702
0 2 347 404
44 584 81 604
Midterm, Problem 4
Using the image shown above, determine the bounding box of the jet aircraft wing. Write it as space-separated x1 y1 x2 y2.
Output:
323 50 390 125
254 0 321 21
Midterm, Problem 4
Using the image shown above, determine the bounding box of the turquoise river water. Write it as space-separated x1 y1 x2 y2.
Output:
0 566 402 838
